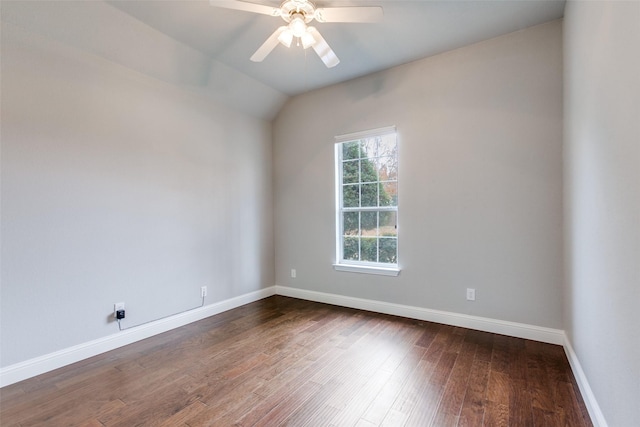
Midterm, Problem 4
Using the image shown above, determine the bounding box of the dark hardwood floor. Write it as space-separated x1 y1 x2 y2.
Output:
0 296 592 426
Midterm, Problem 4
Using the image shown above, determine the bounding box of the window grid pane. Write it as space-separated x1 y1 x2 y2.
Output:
343 141 360 160
337 129 398 267
342 159 359 184
343 184 359 208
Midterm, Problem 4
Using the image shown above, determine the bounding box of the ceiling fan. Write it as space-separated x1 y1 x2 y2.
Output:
209 0 383 68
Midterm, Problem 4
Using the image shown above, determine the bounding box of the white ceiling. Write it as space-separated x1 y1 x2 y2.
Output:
109 0 566 96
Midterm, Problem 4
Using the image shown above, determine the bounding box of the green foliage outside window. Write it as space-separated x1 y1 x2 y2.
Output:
342 142 391 211
340 136 398 265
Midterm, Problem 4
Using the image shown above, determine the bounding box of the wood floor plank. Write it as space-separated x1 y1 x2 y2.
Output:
21 397 125 427
484 401 510 427
355 419 378 427
360 345 426 425
464 329 494 364
187 372 267 418
100 375 198 427
556 380 592 427
0 296 593 427
251 380 322 427
526 353 556 414
77 420 108 427
509 379 534 427
279 378 342 426
332 324 424 426
380 408 409 427
158 400 208 427
486 370 510 406
382 359 431 422
326 367 392 425
457 359 490 426
403 350 458 426
490 334 512 374
414 322 441 348
184 385 266 426
432 338 477 425
397 326 463 426
299 404 341 427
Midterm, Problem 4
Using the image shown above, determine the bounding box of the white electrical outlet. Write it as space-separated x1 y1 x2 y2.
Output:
114 302 125 317
291 269 296 278
201 286 208 297
466 288 476 301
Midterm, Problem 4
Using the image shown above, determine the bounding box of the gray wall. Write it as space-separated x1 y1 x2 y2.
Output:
274 21 564 328
1 23 274 367
564 1 640 425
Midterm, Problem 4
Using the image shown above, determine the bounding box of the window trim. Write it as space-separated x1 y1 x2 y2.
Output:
332 263 400 276
334 126 400 276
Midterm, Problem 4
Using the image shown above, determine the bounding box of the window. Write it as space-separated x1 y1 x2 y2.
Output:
334 126 399 276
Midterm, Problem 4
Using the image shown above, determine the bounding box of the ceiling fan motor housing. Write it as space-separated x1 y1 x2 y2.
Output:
280 0 316 23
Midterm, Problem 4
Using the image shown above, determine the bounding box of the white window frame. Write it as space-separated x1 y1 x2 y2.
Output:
333 126 400 276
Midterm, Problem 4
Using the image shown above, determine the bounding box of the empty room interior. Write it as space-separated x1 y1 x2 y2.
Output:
1 0 638 426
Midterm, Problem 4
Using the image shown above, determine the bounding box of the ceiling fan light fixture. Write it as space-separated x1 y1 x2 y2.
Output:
277 29 294 47
289 15 307 38
301 31 316 49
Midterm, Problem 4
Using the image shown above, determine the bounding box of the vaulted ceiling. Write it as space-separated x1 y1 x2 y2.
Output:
110 0 566 95
2 0 565 119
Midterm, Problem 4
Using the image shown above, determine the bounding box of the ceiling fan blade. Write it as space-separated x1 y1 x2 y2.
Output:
250 26 287 62
209 0 281 17
314 6 383 23
307 27 339 68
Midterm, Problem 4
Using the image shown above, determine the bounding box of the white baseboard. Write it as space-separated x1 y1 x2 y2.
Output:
275 285 565 345
3 281 597 427
1 284 603 427
563 336 608 427
0 287 276 387
276 286 607 427
276 286 606 425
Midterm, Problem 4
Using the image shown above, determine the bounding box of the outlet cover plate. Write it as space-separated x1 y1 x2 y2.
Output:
466 288 476 301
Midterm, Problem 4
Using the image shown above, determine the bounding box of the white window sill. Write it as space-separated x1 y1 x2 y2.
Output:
333 264 401 276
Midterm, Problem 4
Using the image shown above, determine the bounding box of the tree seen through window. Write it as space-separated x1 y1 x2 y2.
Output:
338 132 398 265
